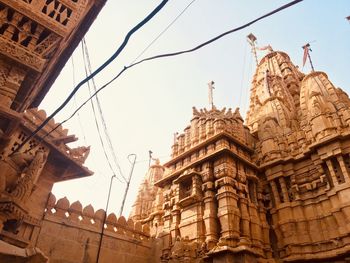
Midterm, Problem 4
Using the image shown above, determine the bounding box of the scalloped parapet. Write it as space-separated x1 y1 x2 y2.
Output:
45 194 151 242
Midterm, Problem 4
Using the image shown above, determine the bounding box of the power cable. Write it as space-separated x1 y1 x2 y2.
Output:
82 38 126 181
81 42 124 183
71 56 87 145
130 0 198 64
11 0 169 155
22 0 303 146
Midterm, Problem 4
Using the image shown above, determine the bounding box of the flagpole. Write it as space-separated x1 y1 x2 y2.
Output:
307 50 315 72
247 33 258 66
302 43 314 72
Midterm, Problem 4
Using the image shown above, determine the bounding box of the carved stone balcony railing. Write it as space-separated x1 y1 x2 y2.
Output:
2 0 88 35
0 0 88 71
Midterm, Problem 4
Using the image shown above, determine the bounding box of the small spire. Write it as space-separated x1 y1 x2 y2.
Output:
208 80 215 109
173 132 178 144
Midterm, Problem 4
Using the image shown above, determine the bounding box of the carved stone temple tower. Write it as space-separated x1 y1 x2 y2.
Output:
131 51 350 263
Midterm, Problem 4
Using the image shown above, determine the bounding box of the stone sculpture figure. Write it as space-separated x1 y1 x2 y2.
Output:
0 150 47 202
10 150 47 202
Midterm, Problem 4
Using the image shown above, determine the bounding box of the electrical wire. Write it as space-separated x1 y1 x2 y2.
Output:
71 56 87 145
58 0 304 127
130 0 198 64
20 0 303 147
11 0 169 155
81 42 124 183
82 38 126 182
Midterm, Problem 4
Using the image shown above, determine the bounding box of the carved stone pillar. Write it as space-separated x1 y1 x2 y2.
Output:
0 66 26 108
249 202 263 251
215 176 240 246
270 180 281 205
279 177 290 202
199 118 206 141
190 116 199 145
172 143 179 157
207 119 214 137
239 197 251 245
170 205 181 243
326 159 339 186
178 134 185 153
337 155 350 182
257 182 272 258
202 181 219 249
184 126 191 151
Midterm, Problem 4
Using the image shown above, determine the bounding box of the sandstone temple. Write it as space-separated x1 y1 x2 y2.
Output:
0 1 349 263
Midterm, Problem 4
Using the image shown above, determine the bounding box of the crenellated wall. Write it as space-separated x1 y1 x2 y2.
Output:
36 194 155 263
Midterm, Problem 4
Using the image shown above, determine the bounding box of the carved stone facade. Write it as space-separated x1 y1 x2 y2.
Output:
131 51 350 262
0 1 349 262
0 0 107 261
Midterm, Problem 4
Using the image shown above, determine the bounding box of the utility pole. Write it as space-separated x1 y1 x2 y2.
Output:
148 150 153 167
96 174 116 263
119 154 137 217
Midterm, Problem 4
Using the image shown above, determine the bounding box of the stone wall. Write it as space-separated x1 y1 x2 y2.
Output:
36 194 155 263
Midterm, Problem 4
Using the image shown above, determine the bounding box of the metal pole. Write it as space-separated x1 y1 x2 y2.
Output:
247 33 258 67
148 150 152 167
307 50 315 72
119 154 137 217
96 174 116 263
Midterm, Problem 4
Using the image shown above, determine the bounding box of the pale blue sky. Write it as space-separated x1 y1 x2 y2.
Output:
40 0 350 216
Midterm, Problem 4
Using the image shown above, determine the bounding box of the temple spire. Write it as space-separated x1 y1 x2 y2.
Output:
208 80 215 109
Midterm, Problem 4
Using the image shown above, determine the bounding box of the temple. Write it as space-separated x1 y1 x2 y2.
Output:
0 1 349 262
131 51 350 262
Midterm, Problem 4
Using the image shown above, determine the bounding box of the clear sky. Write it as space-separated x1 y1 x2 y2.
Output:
40 0 350 217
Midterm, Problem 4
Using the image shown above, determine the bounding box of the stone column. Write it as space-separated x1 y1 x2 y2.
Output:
337 155 350 182
279 177 290 203
199 118 206 141
239 197 251 245
0 66 26 108
215 176 240 247
326 159 339 186
190 116 199 145
170 204 181 243
202 181 219 249
207 118 214 137
270 180 281 205
184 126 191 151
257 182 272 258
249 202 263 252
178 134 185 153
